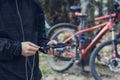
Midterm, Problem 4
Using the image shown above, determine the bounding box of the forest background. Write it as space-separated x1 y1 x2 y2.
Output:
40 0 114 27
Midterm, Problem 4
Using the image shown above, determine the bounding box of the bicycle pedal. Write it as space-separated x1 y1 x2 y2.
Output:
80 70 90 74
75 60 81 66
75 60 80 63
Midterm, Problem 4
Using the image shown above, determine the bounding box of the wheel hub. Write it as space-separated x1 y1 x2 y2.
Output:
108 57 120 72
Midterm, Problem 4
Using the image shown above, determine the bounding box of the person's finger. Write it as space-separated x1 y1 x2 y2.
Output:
47 48 57 55
27 51 36 55
47 40 57 45
28 46 39 52
49 48 53 55
28 42 39 48
52 40 57 44
47 48 53 55
23 50 36 56
53 49 57 55
47 49 50 54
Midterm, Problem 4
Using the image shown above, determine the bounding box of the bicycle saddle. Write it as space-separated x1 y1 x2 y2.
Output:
70 6 81 12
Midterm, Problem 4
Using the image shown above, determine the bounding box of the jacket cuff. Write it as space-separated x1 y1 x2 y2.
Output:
13 41 22 56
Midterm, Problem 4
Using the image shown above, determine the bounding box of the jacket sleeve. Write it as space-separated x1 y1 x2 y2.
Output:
0 38 21 61
37 5 49 48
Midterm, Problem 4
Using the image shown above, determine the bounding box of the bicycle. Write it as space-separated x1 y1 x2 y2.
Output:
44 0 120 80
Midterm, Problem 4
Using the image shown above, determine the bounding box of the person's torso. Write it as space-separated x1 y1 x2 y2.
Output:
0 0 38 43
0 0 42 80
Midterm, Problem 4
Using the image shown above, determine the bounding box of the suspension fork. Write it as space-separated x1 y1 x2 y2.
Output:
111 28 119 57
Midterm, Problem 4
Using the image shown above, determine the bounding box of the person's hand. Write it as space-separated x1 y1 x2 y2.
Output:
47 40 57 55
21 42 39 57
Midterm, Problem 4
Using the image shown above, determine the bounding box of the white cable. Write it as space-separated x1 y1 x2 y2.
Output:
15 0 25 41
25 57 29 80
15 0 29 80
30 55 36 80
16 0 36 80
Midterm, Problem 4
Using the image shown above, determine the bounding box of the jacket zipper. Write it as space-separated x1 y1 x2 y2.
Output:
15 1 35 80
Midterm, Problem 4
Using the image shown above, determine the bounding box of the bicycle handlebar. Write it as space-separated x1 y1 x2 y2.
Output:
39 43 66 54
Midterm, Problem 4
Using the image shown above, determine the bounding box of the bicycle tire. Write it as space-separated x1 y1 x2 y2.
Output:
47 23 77 38
90 40 120 80
47 27 76 72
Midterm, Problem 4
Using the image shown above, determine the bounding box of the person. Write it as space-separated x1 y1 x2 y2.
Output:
0 0 57 80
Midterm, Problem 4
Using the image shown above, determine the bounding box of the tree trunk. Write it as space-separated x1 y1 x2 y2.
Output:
80 0 95 65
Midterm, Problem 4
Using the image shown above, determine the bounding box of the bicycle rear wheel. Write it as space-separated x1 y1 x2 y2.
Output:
90 40 120 80
47 25 76 72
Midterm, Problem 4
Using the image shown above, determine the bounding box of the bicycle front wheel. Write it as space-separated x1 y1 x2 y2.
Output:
47 26 76 72
90 40 120 80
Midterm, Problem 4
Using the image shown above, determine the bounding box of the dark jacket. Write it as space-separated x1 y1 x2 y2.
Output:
0 0 49 80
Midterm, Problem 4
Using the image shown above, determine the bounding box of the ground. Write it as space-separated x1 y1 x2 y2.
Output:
39 54 95 80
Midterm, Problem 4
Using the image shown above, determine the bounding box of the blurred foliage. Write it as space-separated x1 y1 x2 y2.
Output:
39 53 53 74
41 64 53 74
40 0 80 25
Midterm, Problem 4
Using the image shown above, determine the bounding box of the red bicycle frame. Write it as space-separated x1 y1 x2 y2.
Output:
63 13 116 57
